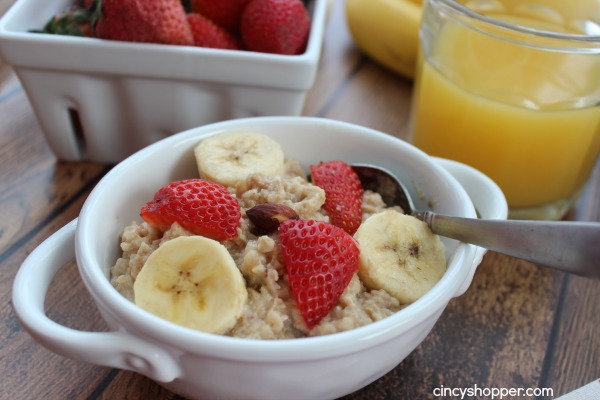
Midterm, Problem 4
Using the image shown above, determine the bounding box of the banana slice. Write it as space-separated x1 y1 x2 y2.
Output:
133 236 247 334
354 210 446 304
194 132 285 187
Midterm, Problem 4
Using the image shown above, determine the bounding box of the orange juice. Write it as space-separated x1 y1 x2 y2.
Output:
411 0 600 218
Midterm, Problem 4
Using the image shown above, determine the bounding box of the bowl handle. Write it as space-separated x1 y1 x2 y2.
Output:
11 219 181 383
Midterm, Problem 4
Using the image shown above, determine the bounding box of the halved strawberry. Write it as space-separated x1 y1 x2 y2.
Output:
309 160 364 235
279 219 360 329
140 179 241 241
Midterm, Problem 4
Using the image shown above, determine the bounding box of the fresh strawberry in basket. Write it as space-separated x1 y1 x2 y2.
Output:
190 0 250 32
240 0 310 55
279 219 360 329
94 0 194 45
33 0 314 56
187 13 243 50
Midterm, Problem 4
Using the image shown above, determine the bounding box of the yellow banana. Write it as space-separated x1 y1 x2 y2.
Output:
346 0 422 80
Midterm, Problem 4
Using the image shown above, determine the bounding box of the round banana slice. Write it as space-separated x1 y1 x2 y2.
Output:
354 210 446 304
194 132 285 187
133 236 247 334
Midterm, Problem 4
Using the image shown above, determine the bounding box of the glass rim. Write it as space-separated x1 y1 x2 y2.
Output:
437 0 600 43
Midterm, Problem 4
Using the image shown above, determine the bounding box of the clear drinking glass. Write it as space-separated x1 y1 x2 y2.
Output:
409 0 600 220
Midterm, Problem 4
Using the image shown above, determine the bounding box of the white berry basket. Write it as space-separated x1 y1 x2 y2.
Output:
0 0 328 163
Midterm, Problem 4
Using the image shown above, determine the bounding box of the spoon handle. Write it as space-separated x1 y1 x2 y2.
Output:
414 211 600 279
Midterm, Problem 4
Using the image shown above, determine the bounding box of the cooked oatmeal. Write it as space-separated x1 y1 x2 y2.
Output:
111 159 406 339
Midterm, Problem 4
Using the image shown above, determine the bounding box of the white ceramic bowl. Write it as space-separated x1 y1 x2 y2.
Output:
12 117 507 400
0 0 328 163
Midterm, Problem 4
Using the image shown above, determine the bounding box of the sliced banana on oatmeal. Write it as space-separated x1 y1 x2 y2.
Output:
194 131 285 187
133 236 248 334
354 209 446 304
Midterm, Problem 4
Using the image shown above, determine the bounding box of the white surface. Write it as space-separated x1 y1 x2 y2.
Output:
0 0 328 162
556 379 600 400
13 116 508 400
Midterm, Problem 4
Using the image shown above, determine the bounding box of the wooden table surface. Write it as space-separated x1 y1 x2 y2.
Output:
1 0 599 399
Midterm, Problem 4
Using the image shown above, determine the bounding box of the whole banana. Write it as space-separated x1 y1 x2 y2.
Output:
346 0 422 80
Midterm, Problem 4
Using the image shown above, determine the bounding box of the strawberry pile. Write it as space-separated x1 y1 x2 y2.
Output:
36 0 311 55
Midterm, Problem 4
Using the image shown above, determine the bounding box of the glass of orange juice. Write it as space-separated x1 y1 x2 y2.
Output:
409 0 600 220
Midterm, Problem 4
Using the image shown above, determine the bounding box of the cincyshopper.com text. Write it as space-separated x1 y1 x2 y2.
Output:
433 384 554 399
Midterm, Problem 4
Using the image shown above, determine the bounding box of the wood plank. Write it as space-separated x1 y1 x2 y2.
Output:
301 0 363 117
302 0 415 136
0 77 108 255
1 195 112 399
547 160 600 397
319 60 414 141
98 372 181 400
0 0 16 16
541 274 600 398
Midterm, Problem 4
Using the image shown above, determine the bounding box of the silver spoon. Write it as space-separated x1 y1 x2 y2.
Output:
352 163 600 279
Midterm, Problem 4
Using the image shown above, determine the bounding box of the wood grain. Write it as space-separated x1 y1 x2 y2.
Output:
1 0 598 399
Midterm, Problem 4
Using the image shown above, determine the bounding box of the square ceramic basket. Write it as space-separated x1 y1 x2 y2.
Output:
0 0 328 163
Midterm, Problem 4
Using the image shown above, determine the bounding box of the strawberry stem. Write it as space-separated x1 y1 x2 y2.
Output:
29 0 102 37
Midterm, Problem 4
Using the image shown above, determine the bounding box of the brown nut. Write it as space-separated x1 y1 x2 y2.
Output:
246 203 299 235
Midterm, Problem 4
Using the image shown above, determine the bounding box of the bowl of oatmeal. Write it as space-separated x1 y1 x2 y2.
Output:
12 116 507 400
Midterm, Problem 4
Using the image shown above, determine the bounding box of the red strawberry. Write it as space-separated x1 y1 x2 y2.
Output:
240 0 310 55
140 179 241 241
279 219 360 329
187 13 243 50
94 0 193 46
309 160 364 235
190 0 250 32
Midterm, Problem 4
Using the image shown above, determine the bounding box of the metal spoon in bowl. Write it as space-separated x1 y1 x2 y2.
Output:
352 164 600 279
